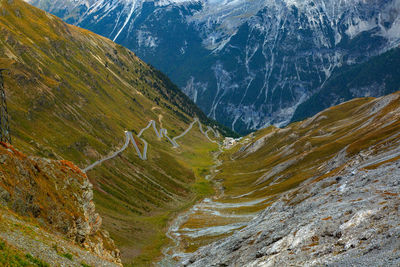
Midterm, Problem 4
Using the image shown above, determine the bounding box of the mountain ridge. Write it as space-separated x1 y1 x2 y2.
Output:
292 46 400 122
1 0 400 266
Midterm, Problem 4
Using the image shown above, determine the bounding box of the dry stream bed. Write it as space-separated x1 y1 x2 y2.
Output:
159 143 274 265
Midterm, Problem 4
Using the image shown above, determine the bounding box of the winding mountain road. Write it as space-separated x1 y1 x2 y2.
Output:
83 133 131 172
83 118 219 173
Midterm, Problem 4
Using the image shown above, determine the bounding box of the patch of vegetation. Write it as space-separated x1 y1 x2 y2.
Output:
25 254 50 267
61 252 73 260
0 239 49 267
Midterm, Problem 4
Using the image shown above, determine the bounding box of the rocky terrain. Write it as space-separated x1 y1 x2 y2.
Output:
183 152 400 266
27 0 400 133
150 91 400 266
0 142 121 266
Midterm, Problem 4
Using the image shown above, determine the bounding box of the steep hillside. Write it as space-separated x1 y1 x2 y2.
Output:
0 142 120 266
26 0 400 133
0 0 226 264
162 91 400 264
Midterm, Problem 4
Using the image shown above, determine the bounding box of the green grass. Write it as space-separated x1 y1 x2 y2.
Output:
25 254 50 267
0 240 49 267
60 253 73 260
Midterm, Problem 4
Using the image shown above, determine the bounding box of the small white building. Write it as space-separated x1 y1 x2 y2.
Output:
223 137 237 148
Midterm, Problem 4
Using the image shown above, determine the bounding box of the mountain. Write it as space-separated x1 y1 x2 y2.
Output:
26 0 400 133
2 0 400 266
0 0 227 264
168 91 400 265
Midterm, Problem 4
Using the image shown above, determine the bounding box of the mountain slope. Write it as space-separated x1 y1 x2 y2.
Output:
3 0 400 265
292 46 400 122
26 0 400 133
162 91 400 263
0 0 225 264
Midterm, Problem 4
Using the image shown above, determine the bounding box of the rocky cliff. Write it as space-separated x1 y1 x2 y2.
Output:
0 142 121 265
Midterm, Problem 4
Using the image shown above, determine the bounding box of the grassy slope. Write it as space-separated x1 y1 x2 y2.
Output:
175 91 400 253
220 93 400 198
0 0 220 264
0 204 117 267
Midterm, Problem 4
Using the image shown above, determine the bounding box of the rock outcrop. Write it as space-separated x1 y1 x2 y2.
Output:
0 142 121 265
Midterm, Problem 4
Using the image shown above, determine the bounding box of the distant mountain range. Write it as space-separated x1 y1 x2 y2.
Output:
26 0 400 133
